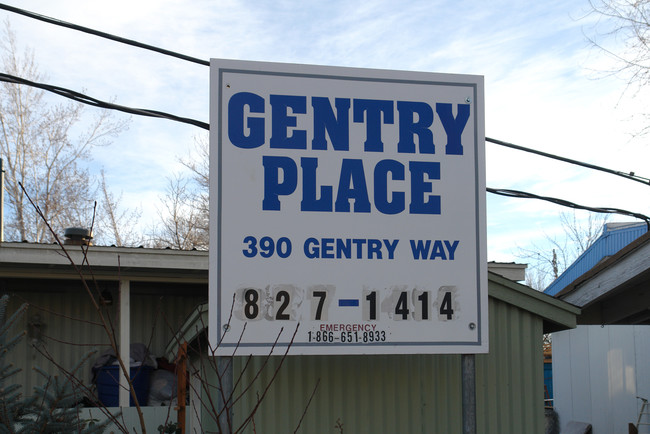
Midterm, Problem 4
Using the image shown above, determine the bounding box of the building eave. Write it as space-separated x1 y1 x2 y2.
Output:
553 230 650 324
0 242 209 283
488 271 580 333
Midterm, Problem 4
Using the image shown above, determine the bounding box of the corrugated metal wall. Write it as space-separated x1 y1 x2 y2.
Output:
229 353 462 433
200 295 546 434
475 294 544 433
4 286 205 396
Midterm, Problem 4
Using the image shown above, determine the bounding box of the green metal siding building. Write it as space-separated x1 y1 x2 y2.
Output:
0 243 578 433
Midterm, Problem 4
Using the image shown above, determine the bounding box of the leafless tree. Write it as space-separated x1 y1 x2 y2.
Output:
587 0 650 132
98 170 144 247
150 136 208 250
179 134 209 244
518 211 609 290
0 21 128 243
588 0 650 89
180 134 209 214
149 173 207 250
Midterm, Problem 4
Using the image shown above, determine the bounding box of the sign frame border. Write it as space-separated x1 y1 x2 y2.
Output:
209 59 487 355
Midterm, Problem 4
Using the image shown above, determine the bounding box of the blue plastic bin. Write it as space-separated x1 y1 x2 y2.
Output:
96 365 152 407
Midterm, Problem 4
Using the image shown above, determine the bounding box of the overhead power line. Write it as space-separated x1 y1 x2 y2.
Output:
0 3 210 67
1 3 649 224
2 3 649 185
487 187 650 225
2 72 649 225
3 2 650 188
486 137 650 186
0 72 209 130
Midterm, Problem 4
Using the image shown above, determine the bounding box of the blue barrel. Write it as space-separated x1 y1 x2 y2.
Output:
96 365 152 407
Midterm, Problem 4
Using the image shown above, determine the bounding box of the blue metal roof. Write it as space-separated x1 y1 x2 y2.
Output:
544 222 648 296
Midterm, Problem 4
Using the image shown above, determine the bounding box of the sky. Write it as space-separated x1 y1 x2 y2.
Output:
1 0 648 270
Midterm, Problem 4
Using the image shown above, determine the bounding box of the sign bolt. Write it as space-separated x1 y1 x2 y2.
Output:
468 322 476 330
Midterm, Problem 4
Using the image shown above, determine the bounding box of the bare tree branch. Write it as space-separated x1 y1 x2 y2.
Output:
0 21 129 243
517 211 609 290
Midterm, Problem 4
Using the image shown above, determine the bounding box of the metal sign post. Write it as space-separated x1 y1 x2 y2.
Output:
462 354 477 434
217 357 233 434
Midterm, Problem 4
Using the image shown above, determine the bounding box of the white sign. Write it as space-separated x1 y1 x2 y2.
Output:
209 59 487 355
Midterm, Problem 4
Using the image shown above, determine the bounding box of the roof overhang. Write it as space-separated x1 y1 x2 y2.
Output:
488 271 580 333
0 242 209 283
555 230 650 325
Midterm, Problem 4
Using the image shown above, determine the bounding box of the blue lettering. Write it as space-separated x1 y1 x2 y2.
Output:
410 240 431 260
312 97 350 151
228 92 265 149
270 95 307 149
353 99 394 152
429 240 446 260
352 239 366 258
262 156 297 210
383 239 399 259
336 238 351 258
335 159 371 213
397 101 434 154
301 157 333 212
409 161 441 214
321 238 335 258
304 237 319 258
368 239 383 259
436 103 469 155
302 238 399 259
409 239 459 260
374 159 405 215
445 240 459 260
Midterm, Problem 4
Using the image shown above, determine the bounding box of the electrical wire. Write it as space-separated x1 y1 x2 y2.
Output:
2 71 649 226
0 72 209 130
487 187 650 225
1 3 649 225
486 137 650 186
0 3 209 67
3 2 650 188
3 2 650 189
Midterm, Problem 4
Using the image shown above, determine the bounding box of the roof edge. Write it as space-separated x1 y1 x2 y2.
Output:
555 229 650 299
488 271 580 333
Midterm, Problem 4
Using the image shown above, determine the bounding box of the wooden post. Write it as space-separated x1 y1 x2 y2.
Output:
177 342 188 434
